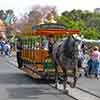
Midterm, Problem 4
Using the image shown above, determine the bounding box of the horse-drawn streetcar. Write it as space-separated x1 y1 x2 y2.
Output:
16 23 81 90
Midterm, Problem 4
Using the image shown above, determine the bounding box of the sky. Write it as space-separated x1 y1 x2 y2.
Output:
0 0 100 18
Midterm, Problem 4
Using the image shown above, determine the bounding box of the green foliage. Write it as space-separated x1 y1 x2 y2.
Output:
57 9 100 39
82 28 99 39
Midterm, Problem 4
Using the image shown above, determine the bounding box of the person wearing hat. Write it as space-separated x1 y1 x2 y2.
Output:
88 46 100 79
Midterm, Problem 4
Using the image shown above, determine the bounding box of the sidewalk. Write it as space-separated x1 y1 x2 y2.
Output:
77 77 100 97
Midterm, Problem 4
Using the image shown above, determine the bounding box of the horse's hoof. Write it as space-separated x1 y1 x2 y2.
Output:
84 73 88 77
55 84 57 89
79 73 82 78
55 82 59 89
63 90 69 94
70 82 76 88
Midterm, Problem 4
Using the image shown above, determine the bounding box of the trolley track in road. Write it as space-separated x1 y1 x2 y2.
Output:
49 82 100 100
76 86 100 98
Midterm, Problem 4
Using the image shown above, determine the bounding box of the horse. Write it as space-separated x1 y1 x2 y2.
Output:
51 36 82 92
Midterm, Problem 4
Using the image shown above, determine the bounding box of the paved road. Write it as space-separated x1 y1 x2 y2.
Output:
5 56 100 99
0 56 75 100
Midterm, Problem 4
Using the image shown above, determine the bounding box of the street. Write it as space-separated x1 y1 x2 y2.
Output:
0 0 100 100
4 55 100 100
0 56 75 100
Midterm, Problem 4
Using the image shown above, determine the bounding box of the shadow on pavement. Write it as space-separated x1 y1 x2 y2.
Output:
0 73 54 84
0 73 55 85
0 73 34 84
0 72 60 99
7 86 61 99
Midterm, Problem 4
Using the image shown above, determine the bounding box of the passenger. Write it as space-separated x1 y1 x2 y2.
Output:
87 46 100 79
34 42 41 50
42 40 48 50
44 41 48 50
48 36 55 57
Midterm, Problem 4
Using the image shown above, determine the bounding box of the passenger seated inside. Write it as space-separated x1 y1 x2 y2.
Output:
42 40 48 50
34 42 41 50
48 36 55 56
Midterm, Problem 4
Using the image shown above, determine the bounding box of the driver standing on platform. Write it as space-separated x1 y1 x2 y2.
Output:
16 38 23 68
48 36 55 57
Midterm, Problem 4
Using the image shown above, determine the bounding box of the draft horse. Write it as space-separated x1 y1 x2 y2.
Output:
51 36 82 92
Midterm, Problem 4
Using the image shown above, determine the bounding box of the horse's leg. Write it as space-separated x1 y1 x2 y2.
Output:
62 68 69 94
69 61 78 88
62 68 67 89
64 70 67 90
55 65 59 89
73 66 78 88
54 51 60 89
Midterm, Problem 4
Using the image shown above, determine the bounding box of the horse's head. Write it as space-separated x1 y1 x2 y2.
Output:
63 36 82 59
72 36 82 58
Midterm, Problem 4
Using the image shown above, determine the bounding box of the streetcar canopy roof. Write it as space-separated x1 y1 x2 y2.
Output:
32 23 80 36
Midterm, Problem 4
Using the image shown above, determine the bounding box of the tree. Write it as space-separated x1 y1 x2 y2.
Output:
57 9 100 39
57 12 85 30
82 28 99 39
